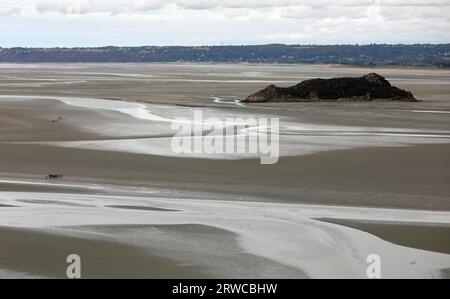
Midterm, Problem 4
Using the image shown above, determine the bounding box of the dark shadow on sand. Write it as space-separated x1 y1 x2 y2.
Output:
105 205 180 212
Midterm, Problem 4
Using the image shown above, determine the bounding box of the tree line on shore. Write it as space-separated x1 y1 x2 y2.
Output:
0 44 449 68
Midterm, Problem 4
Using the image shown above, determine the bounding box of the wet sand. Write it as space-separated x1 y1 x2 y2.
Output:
0 63 449 278
0 190 448 279
439 268 450 279
0 226 205 279
0 142 448 210
16 199 94 208
105 205 180 212
318 218 450 255
0 181 101 194
0 224 306 279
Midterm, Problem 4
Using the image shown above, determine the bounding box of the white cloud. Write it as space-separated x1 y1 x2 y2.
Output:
0 7 21 16
31 0 450 14
0 0 448 46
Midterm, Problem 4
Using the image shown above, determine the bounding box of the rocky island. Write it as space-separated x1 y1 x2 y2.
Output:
242 73 417 103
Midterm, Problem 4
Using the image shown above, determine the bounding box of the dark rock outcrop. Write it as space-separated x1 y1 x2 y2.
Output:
242 73 417 103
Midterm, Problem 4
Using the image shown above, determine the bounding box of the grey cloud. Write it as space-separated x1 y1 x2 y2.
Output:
34 0 450 15
2 0 448 47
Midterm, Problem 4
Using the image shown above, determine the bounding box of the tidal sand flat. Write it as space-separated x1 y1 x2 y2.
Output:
0 143 448 210
0 63 449 278
0 179 102 194
0 186 449 279
0 226 205 279
318 218 450 255
105 205 180 212
0 204 16 208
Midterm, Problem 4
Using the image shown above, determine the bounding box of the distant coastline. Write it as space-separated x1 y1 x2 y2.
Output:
0 44 449 68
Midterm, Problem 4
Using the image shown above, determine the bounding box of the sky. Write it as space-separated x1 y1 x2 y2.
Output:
0 0 449 47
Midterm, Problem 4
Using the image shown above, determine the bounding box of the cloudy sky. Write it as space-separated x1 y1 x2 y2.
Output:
0 0 449 47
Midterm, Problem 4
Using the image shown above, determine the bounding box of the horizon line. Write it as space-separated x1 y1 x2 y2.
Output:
1 43 450 49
